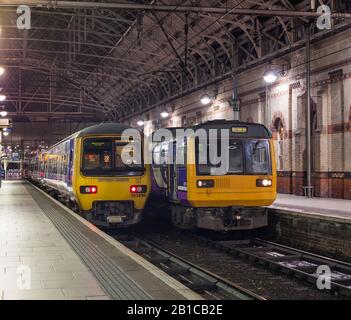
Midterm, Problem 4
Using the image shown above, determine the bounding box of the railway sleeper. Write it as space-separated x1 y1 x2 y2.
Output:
188 282 217 293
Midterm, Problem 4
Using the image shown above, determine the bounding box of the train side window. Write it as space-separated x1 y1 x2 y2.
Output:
152 146 161 167
176 138 187 167
160 147 168 167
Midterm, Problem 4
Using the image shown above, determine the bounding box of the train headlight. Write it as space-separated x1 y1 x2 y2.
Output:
256 179 272 187
80 186 98 194
197 180 215 188
130 185 147 193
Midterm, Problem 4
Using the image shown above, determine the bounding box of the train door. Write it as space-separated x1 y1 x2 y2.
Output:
67 139 75 187
169 141 178 201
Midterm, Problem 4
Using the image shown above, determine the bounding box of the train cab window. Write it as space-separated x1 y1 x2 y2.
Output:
82 138 144 176
228 141 244 174
245 140 271 175
196 139 244 175
83 139 112 172
196 138 271 176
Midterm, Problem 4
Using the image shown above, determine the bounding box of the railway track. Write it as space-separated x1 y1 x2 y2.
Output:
120 230 350 300
113 234 264 300
195 236 351 297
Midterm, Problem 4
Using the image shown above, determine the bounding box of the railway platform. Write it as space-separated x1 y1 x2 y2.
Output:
0 181 201 300
271 194 351 221
268 194 351 262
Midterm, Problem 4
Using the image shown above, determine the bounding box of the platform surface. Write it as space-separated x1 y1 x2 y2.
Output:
271 193 351 221
0 181 200 300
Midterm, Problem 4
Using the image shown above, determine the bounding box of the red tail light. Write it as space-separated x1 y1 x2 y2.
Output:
130 185 147 194
80 186 98 194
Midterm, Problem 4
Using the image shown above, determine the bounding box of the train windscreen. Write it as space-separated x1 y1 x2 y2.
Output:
82 138 144 176
196 139 271 176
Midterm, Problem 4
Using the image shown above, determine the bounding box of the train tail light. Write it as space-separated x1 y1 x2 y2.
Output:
80 186 98 194
130 185 147 193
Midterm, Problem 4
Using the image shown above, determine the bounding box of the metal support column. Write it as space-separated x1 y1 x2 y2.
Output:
305 24 313 198
265 84 270 127
232 77 240 121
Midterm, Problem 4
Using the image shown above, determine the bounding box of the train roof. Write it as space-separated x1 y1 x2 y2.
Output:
152 120 271 141
48 122 138 150
76 122 134 138
190 120 272 138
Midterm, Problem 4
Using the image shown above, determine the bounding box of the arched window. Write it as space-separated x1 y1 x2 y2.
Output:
274 118 284 171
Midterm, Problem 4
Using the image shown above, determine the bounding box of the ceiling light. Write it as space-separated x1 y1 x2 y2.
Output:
160 111 169 119
0 95 6 102
0 67 5 76
0 110 7 117
263 68 278 84
2 131 9 136
137 120 144 127
200 94 211 105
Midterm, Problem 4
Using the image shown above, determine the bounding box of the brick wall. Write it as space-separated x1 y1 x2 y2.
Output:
267 209 351 262
129 28 351 199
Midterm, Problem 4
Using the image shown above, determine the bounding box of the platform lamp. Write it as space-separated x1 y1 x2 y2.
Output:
137 120 145 127
160 110 170 119
263 66 277 127
200 93 212 105
0 106 7 117
2 128 9 137
263 62 288 127
200 86 218 107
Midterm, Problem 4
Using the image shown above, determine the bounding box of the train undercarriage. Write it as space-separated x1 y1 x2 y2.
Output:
171 205 268 231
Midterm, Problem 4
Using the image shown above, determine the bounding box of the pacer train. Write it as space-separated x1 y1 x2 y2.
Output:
150 120 277 231
28 120 276 232
28 123 150 228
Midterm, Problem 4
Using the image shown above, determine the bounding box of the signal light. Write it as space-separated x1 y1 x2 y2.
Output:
130 185 147 193
80 186 98 194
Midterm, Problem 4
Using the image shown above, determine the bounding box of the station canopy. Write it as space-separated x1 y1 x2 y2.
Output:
0 0 349 123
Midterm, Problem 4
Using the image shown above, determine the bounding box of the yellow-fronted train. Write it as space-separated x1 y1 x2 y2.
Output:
150 120 277 232
28 123 150 228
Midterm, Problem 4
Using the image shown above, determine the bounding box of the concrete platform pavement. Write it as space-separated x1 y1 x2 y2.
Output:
0 181 201 300
0 181 108 300
271 193 351 220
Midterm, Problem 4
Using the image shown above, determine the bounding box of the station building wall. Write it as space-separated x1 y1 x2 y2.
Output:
131 28 351 200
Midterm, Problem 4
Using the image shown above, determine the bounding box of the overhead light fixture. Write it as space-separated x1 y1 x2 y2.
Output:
0 95 6 102
200 94 211 105
137 120 144 127
160 111 169 119
0 67 5 76
0 110 7 117
2 131 9 136
263 67 278 84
